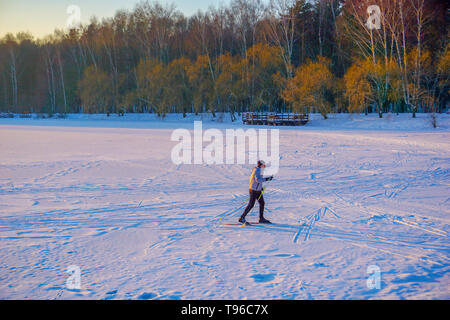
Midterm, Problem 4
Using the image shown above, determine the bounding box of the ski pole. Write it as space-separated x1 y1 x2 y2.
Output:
258 186 267 200
240 177 273 205
258 177 273 200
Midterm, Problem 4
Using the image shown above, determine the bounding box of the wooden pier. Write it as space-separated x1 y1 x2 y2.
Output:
242 112 309 126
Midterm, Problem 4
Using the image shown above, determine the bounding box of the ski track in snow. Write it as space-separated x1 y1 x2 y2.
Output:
0 114 449 299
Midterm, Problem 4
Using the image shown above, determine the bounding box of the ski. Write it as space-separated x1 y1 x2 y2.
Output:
221 222 259 226
220 222 274 226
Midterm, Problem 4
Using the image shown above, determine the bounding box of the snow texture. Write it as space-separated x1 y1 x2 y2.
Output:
0 113 449 299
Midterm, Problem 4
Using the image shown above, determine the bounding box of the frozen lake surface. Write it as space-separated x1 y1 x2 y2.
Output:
0 113 449 299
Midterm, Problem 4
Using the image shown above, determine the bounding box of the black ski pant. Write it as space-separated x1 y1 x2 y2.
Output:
241 189 265 219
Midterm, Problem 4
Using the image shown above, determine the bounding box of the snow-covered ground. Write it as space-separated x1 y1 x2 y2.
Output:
0 113 449 299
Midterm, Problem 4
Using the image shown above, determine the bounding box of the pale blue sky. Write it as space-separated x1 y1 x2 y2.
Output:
0 0 230 39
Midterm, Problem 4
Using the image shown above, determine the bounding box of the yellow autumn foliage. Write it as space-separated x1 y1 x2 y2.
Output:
282 56 334 118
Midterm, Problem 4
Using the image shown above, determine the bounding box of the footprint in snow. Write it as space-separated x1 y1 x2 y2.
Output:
102 290 118 300
138 292 157 300
250 273 276 283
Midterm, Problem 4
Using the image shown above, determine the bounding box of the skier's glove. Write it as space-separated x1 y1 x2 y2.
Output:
266 176 274 181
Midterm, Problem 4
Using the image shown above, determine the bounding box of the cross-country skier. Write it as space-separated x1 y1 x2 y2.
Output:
239 160 274 225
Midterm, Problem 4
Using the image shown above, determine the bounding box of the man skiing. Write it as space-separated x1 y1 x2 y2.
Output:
239 160 274 225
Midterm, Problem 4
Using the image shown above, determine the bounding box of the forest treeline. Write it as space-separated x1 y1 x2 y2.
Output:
0 0 449 120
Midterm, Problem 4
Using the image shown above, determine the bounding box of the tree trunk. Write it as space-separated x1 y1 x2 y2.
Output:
57 49 67 113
